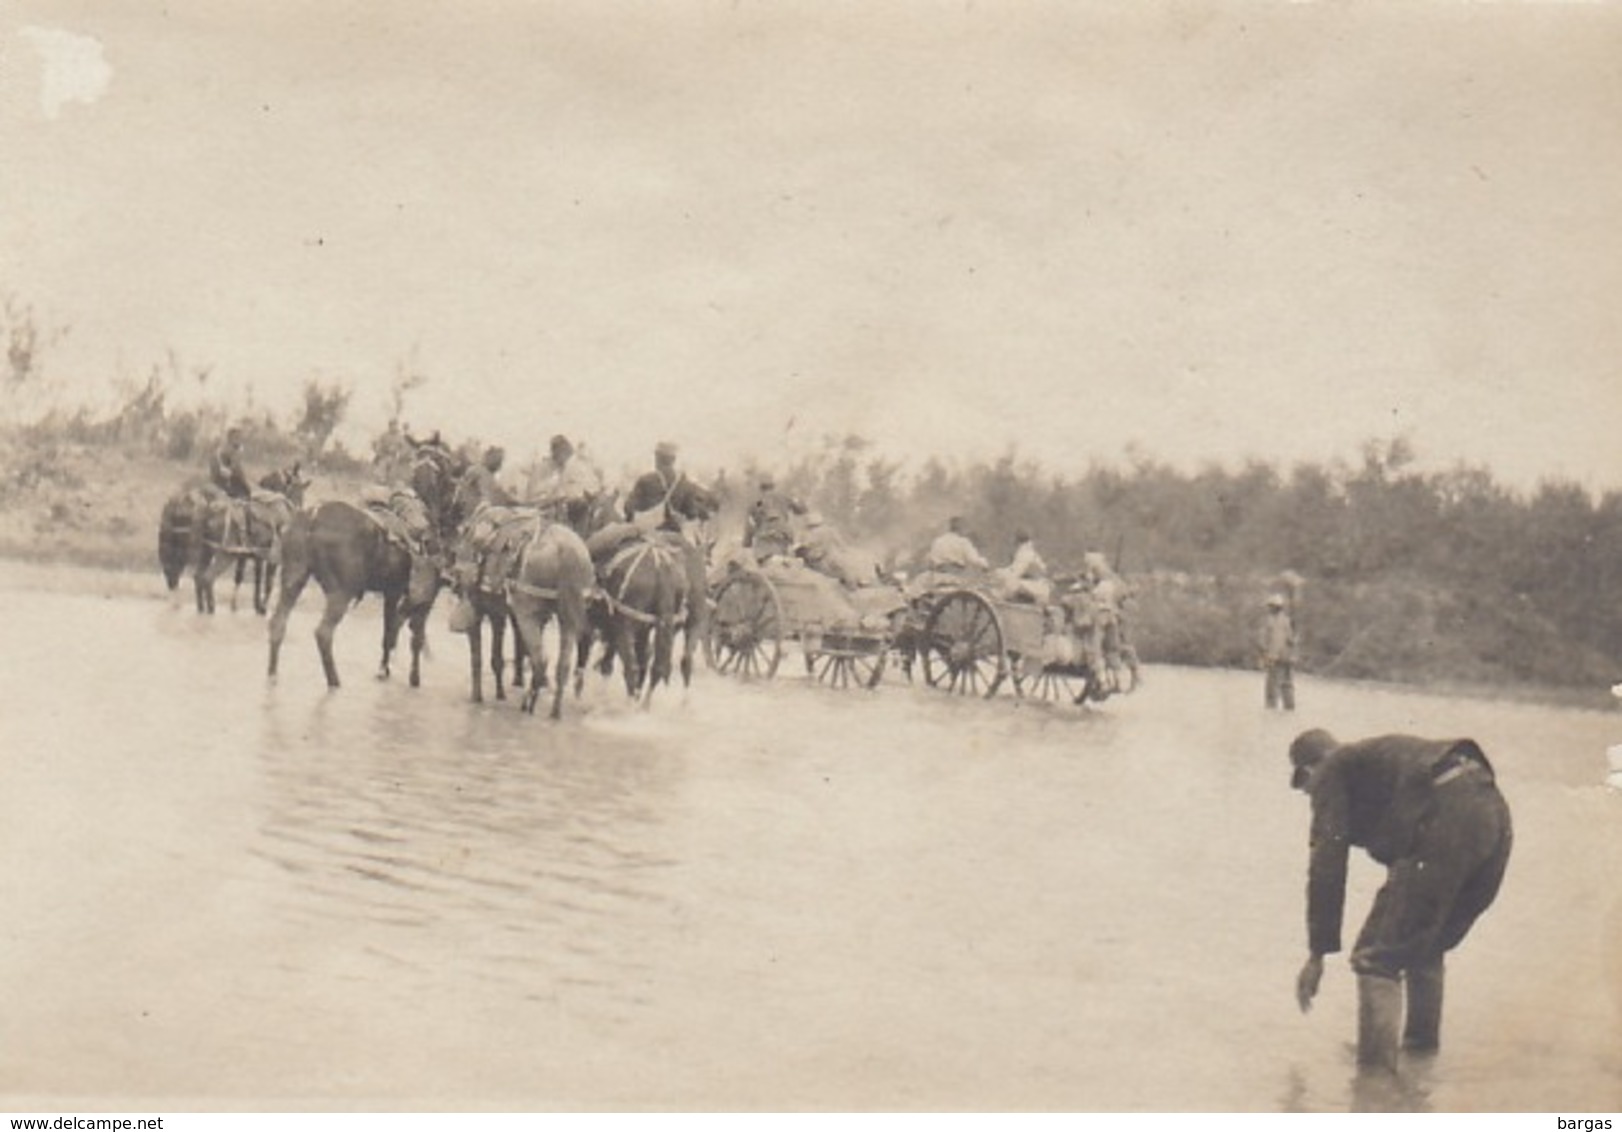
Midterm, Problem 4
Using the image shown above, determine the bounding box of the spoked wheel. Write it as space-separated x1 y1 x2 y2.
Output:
706 572 783 679
921 590 1006 698
1015 665 1092 704
806 640 889 691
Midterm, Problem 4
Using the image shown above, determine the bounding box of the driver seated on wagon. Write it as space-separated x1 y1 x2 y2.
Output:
794 511 882 589
908 515 989 594
993 529 1052 604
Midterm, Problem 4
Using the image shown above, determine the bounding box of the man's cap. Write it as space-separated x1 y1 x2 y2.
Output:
1014 529 1032 543
1289 729 1338 789
759 475 775 489
805 510 825 527
550 434 573 453
1266 593 1286 608
655 441 678 460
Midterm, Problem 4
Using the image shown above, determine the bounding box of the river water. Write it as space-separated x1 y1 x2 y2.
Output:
2 565 1618 1112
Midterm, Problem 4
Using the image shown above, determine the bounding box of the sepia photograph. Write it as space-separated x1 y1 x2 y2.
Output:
2 0 1619 1118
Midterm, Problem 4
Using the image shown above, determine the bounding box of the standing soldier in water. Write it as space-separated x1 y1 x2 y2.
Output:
1259 592 1297 710
1288 729 1513 1072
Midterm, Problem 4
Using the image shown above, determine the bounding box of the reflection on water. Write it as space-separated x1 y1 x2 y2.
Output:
254 686 684 1018
2 569 1620 1110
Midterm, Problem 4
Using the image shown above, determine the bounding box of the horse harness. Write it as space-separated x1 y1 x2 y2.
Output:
595 538 687 626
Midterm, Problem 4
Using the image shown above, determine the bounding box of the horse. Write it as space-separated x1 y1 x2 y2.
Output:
446 502 538 706
503 520 595 720
195 464 310 614
593 534 694 705
267 453 456 690
156 465 307 614
266 501 443 689
157 487 214 612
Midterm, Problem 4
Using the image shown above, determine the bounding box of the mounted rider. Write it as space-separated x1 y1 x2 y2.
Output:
204 426 254 551
597 441 719 635
525 434 605 535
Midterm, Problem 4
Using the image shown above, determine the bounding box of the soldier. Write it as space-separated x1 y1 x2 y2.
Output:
455 445 508 516
927 516 989 574
527 434 605 534
622 441 719 632
208 426 251 499
1259 593 1297 710
1289 730 1513 1071
743 475 806 561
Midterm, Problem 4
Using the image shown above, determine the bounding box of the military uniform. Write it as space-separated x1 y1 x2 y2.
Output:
1292 730 1512 1062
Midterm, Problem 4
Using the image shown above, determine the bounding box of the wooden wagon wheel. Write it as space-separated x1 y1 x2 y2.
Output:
806 633 889 691
921 589 1007 698
1015 665 1093 705
705 572 783 679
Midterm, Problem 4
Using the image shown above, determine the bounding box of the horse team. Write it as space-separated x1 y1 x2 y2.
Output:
161 445 702 721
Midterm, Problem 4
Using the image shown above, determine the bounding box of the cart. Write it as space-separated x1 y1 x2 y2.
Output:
706 558 907 690
907 581 1132 705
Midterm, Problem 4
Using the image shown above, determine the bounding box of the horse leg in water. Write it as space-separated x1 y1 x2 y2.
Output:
611 615 643 699
679 605 699 689
378 591 403 681
230 555 248 613
512 606 549 715
506 609 524 695
466 611 486 703
267 534 312 679
194 545 219 615
313 588 353 689
488 606 508 702
645 610 677 706
407 603 429 688
548 599 579 722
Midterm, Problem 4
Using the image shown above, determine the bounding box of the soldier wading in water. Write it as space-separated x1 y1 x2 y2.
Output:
1288 729 1512 1072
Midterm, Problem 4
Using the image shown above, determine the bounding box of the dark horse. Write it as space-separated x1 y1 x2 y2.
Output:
158 464 308 614
266 450 456 690
266 501 443 689
593 534 695 705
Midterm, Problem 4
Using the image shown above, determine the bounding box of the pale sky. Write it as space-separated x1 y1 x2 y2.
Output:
3 1 1620 490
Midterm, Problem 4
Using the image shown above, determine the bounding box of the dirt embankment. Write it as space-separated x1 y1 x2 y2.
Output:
0 438 370 573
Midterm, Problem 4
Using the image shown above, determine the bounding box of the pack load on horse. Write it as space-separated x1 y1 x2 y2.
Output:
444 500 545 706
443 497 594 719
437 453 596 719
267 463 450 692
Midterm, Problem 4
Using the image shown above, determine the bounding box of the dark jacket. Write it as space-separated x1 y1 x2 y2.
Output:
624 470 717 533
1304 734 1495 955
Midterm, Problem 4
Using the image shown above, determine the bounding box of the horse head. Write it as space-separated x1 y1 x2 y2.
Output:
410 446 464 540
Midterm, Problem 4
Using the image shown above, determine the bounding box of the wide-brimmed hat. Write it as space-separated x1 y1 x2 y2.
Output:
655 441 678 460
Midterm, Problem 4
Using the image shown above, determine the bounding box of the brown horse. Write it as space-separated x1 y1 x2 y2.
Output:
594 534 694 705
504 520 595 720
196 464 310 614
446 505 541 705
158 487 215 612
158 465 308 614
266 500 444 689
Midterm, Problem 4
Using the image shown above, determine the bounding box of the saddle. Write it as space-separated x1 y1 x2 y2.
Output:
360 488 434 556
455 505 545 594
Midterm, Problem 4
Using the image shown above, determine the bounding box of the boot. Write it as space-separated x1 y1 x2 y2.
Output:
1404 958 1445 1052
1357 974 1402 1072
